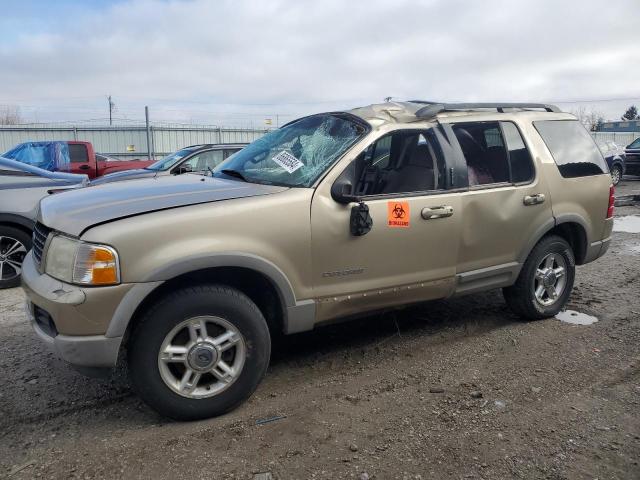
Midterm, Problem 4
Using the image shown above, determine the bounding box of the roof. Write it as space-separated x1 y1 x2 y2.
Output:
183 143 248 150
347 101 570 128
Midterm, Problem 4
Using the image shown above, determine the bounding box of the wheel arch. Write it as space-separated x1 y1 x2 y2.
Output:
518 216 588 266
0 214 35 237
110 254 313 357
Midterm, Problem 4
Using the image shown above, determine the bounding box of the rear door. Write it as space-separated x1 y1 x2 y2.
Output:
68 143 93 177
447 120 554 293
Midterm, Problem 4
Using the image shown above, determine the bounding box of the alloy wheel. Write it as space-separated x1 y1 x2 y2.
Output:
532 253 567 307
157 316 246 399
0 236 27 281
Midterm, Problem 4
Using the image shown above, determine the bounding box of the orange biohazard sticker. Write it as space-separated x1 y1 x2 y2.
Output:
387 201 410 228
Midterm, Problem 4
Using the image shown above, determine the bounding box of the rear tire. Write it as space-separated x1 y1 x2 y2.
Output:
128 285 271 420
0 226 31 289
610 165 622 186
503 235 575 320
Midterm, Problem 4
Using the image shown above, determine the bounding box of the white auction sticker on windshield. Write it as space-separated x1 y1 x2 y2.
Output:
271 150 304 173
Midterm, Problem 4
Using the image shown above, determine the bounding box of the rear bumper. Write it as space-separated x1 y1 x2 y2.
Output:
584 236 611 263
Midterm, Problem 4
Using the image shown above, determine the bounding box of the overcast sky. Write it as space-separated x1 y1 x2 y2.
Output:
0 0 638 126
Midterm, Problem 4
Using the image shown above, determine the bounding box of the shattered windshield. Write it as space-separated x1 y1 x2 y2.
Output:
213 114 367 187
145 147 197 171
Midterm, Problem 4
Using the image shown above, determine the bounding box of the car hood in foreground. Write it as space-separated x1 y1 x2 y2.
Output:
39 174 288 236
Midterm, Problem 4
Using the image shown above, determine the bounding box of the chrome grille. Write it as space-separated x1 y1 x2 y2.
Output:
32 222 51 266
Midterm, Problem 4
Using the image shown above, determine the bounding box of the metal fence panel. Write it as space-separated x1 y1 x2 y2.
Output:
591 131 639 146
0 125 269 159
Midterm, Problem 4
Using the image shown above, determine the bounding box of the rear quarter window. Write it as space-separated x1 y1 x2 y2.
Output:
533 120 607 178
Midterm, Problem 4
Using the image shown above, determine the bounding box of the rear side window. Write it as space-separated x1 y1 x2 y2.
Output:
501 122 534 183
533 120 607 178
452 122 510 186
69 144 89 163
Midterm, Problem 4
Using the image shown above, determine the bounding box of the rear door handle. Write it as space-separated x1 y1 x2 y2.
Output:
523 193 545 206
421 205 454 220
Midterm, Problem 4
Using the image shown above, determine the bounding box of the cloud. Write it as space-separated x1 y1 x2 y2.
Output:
0 0 638 124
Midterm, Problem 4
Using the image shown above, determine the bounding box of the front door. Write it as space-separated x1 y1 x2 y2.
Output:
68 143 92 175
310 128 462 323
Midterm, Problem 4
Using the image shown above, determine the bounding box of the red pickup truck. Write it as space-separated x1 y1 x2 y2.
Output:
2 141 155 179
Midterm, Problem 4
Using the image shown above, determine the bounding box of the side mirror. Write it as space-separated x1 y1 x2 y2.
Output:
175 164 193 175
331 161 359 204
350 202 373 236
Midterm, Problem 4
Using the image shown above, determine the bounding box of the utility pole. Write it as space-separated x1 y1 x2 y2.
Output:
107 95 115 125
145 106 152 160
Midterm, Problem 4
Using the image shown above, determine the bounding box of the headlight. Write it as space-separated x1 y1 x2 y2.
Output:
45 235 120 286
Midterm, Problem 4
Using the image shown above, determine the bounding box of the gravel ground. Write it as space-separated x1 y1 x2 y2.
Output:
0 197 639 479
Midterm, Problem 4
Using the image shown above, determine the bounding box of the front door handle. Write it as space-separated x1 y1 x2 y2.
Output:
421 205 454 220
78 164 91 170
523 193 545 206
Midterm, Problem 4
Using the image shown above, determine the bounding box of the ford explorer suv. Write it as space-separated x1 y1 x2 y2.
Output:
21 102 614 420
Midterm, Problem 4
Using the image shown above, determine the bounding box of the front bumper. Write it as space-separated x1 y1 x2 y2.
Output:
21 252 135 368
25 301 122 368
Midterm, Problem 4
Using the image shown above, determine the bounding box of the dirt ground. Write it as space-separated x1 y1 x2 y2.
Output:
1 183 639 480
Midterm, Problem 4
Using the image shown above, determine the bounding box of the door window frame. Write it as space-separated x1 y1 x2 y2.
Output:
447 120 537 191
331 126 463 202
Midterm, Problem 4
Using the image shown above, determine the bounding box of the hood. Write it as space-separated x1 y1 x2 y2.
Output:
39 174 288 236
90 169 155 185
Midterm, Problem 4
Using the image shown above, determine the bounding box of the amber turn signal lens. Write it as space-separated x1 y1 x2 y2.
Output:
73 244 120 285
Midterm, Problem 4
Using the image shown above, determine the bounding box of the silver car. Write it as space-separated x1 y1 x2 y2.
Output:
90 143 245 185
0 157 88 288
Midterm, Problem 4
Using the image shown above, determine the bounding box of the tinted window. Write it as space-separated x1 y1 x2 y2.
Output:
501 122 534 183
69 144 89 163
354 129 445 195
534 120 607 177
452 122 510 186
628 138 640 149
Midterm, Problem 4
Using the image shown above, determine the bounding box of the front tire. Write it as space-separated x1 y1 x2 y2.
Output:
128 285 271 420
0 226 31 289
503 235 575 320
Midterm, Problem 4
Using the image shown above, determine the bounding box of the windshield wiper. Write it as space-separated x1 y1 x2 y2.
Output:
220 169 248 182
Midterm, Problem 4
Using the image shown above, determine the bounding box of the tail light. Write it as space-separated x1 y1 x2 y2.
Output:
606 185 615 219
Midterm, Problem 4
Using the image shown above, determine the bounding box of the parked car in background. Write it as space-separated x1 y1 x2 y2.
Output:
0 157 88 288
90 144 246 185
595 139 626 185
2 141 155 179
624 137 640 176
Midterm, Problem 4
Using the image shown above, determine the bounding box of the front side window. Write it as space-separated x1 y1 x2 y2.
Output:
534 120 607 178
213 114 367 187
452 122 510 186
182 150 224 171
69 144 89 163
146 147 199 171
353 129 446 196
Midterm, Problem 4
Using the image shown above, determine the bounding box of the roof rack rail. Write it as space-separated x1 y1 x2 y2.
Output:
414 102 561 118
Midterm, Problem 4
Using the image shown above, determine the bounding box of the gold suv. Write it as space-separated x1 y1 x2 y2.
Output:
21 102 614 420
